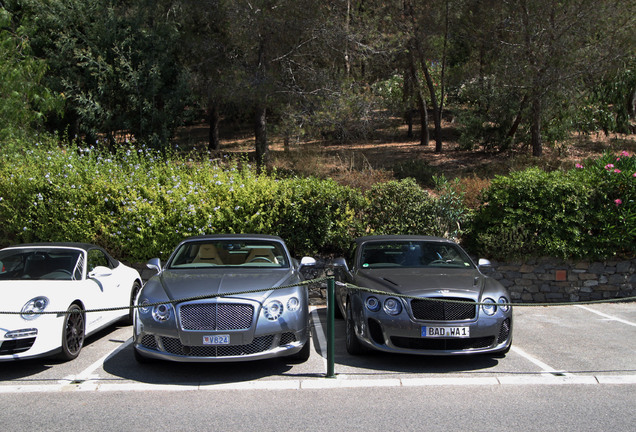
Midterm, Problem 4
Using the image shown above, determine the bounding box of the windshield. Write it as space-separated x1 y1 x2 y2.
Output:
168 240 290 269
0 248 84 280
359 241 475 269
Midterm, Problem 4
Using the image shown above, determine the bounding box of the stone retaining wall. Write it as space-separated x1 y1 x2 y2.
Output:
481 258 636 303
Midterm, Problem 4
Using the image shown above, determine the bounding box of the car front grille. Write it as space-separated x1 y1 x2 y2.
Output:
179 303 254 331
391 335 495 350
0 337 36 355
160 335 275 357
410 297 476 321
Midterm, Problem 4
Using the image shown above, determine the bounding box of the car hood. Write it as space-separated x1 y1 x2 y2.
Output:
149 268 297 304
0 280 80 311
355 268 484 300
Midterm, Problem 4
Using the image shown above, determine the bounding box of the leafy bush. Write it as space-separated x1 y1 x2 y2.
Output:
467 152 635 259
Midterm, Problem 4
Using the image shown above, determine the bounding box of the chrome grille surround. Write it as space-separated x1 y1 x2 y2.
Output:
178 302 255 331
410 297 476 321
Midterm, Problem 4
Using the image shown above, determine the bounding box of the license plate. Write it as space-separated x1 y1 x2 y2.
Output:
421 326 470 338
203 335 230 345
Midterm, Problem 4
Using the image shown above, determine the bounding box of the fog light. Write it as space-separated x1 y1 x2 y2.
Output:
383 298 402 316
152 304 171 321
482 298 496 316
287 297 300 312
5 328 38 338
365 296 381 312
498 296 510 312
264 300 284 320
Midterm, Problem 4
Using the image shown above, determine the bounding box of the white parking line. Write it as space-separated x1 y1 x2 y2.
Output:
310 307 328 371
60 338 133 386
510 346 571 376
575 305 636 327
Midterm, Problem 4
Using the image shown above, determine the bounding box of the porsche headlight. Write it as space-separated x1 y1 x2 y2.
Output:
383 297 402 316
152 304 172 321
263 300 284 320
498 296 510 312
482 298 496 316
21 296 49 320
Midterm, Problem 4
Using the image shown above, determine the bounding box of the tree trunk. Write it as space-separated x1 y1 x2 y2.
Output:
530 94 542 157
208 101 220 151
254 104 268 168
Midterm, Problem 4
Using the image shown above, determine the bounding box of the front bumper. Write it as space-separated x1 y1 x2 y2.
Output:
134 328 308 362
352 298 512 356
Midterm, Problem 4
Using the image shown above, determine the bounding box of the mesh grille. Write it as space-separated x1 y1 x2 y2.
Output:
279 332 296 345
159 335 275 357
391 336 495 350
497 318 511 343
179 303 254 330
141 334 158 349
411 297 476 321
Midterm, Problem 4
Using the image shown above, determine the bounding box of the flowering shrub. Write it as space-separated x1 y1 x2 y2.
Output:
467 151 635 259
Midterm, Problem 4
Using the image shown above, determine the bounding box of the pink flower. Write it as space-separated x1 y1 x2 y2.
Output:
575 163 584 169
633 173 636 178
620 151 630 157
614 169 622 174
614 199 622 206
605 164 614 170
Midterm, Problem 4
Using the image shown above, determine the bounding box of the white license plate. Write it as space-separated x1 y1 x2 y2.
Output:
421 326 470 338
203 335 230 345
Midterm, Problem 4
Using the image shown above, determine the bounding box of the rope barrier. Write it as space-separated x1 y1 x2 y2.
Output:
1 276 634 316
0 277 329 316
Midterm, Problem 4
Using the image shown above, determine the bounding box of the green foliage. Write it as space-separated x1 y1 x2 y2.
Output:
0 8 62 141
364 178 437 235
467 152 636 259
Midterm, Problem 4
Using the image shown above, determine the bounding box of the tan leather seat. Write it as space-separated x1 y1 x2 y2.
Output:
244 248 278 264
192 244 223 265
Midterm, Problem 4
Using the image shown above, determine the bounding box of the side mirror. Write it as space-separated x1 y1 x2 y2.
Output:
331 257 349 271
88 265 113 278
146 258 162 274
478 258 492 269
299 257 317 267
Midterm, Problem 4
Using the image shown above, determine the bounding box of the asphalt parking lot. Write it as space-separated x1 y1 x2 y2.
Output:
1 301 635 392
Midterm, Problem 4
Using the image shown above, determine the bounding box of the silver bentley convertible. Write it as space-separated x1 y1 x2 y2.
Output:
333 235 512 356
133 234 314 363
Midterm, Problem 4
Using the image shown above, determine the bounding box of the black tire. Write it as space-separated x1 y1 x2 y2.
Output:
345 302 367 355
57 304 85 361
125 281 142 324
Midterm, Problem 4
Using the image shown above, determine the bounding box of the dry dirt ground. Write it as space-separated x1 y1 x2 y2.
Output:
176 120 636 190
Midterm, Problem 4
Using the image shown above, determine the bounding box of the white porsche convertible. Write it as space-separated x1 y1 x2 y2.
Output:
0 243 142 361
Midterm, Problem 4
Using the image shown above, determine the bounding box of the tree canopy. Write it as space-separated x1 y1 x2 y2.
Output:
2 0 634 158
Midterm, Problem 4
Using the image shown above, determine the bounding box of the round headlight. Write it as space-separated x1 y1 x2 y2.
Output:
364 296 381 312
482 298 496 316
264 300 284 320
498 296 510 312
287 297 300 312
383 297 402 316
21 296 49 320
152 304 172 321
139 300 151 314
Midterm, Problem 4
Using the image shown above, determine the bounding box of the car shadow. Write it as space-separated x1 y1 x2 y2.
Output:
102 343 297 385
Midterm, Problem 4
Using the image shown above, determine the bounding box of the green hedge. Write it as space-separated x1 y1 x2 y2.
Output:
2 140 632 262
466 151 635 259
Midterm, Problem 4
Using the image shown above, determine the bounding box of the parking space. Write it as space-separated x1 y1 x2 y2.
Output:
1 302 635 392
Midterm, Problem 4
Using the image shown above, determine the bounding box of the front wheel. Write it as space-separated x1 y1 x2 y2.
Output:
125 281 142 324
57 304 85 361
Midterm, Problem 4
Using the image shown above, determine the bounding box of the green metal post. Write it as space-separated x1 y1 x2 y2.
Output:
326 277 336 378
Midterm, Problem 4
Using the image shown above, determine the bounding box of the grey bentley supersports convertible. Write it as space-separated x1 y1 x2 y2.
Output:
133 234 315 363
333 235 512 356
